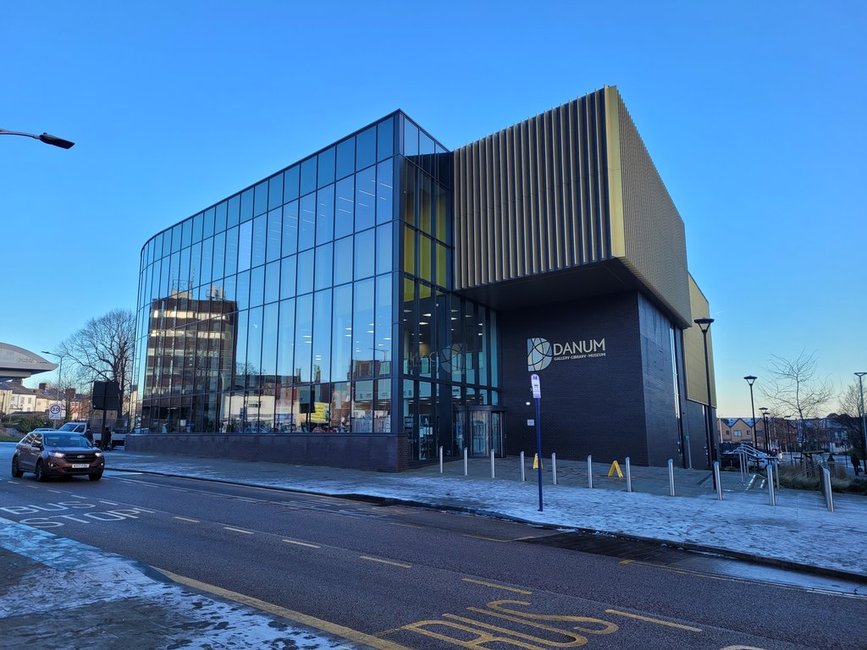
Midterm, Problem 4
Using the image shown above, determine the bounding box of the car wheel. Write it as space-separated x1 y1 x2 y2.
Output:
88 472 103 481
34 460 48 482
11 455 24 478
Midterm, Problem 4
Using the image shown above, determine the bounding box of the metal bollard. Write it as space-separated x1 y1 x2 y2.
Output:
520 451 526 482
552 452 557 485
464 448 468 476
767 462 776 506
739 451 746 481
714 461 723 500
439 446 443 474
587 455 593 489
668 459 675 496
625 456 632 493
822 467 834 512
490 450 495 478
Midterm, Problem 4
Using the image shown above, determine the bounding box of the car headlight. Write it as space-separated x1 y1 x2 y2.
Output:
50 452 65 459
95 452 103 457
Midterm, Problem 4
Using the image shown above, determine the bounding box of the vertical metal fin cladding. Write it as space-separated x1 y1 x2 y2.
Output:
605 87 626 258
453 89 615 290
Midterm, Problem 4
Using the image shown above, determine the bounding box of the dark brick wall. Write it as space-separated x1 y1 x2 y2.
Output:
499 292 651 464
126 433 401 472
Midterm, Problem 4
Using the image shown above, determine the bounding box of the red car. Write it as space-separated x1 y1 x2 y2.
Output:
11 430 105 481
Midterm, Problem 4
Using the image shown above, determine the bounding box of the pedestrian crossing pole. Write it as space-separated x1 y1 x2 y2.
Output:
531 374 543 511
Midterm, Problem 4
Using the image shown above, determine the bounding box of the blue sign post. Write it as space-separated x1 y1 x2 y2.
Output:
531 374 543 511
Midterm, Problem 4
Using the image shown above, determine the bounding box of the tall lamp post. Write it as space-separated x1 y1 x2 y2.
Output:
744 375 758 447
693 318 716 470
856 371 867 473
759 406 769 449
41 350 63 427
1 128 75 149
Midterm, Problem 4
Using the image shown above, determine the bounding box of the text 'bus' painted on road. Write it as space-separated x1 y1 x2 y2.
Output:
0 501 154 528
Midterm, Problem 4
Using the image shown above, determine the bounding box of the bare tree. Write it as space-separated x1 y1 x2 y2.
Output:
762 350 833 450
59 309 135 423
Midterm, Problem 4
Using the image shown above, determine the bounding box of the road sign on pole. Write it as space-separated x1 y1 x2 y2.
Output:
48 402 63 420
530 374 543 511
531 374 541 399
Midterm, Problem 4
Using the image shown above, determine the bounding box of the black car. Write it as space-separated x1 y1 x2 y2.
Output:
11 431 105 481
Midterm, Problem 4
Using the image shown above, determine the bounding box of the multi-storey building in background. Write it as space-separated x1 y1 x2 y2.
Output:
130 86 717 471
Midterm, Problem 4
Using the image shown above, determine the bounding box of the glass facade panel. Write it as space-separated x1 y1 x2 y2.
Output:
376 224 392 276
312 289 332 383
238 220 253 272
377 116 394 161
315 243 333 290
299 193 316 251
280 255 296 299
336 137 355 180
352 279 374 378
268 174 283 211
251 214 267 268
254 181 268 217
264 261 280 304
283 166 299 203
353 380 374 432
375 274 391 376
377 159 393 224
225 226 239 278
355 167 375 231
296 249 314 295
335 176 354 238
356 126 376 170
227 194 240 227
354 229 375 280
316 184 334 244
240 188 254 223
294 293 313 384
300 157 316 196
333 237 353 286
403 225 415 275
250 265 265 307
331 284 353 383
266 208 282 263
282 201 298 256
317 147 335 188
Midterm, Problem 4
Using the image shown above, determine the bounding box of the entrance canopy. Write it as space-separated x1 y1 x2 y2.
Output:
0 343 57 381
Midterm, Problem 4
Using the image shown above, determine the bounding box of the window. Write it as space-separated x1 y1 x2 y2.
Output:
356 126 376 170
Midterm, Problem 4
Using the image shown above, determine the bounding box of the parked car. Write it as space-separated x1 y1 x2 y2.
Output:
11 430 104 481
56 421 126 448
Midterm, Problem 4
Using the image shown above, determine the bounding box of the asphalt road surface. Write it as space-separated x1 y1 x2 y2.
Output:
2 463 865 649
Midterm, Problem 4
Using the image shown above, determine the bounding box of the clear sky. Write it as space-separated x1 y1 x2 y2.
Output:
2 1 864 417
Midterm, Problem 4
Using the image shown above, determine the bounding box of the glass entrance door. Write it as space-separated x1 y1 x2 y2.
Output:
457 408 505 458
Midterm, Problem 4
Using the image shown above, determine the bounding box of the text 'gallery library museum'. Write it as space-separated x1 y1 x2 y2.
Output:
128 86 717 472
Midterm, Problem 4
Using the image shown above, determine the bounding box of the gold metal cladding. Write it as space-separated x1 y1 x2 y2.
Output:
605 86 626 258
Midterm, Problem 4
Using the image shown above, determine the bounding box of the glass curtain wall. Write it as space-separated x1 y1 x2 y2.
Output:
135 115 398 434
397 115 500 462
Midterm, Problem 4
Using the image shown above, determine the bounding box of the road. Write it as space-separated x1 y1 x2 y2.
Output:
2 459 865 649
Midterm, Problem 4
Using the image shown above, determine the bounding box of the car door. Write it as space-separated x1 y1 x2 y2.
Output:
18 433 38 470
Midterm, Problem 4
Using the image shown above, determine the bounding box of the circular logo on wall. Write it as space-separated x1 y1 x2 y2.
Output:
527 337 553 372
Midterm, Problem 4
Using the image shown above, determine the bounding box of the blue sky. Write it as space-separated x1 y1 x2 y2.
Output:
2 1 864 417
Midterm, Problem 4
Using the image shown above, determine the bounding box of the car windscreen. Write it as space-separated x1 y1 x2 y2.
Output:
43 434 91 448
58 423 79 432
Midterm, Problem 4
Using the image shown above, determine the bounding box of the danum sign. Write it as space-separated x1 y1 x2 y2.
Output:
527 337 607 372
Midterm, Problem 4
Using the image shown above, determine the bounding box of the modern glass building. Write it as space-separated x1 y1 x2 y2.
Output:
130 87 716 471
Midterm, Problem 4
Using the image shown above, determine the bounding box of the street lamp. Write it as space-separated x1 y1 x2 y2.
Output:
744 375 758 448
41 350 63 427
856 371 867 473
1 128 75 149
693 318 716 470
759 406 769 449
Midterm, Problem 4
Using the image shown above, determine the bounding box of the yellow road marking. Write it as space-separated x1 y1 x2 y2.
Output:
153 568 410 650
461 578 532 595
619 559 634 565
360 555 412 569
224 526 254 535
174 516 200 523
605 609 702 632
283 539 320 549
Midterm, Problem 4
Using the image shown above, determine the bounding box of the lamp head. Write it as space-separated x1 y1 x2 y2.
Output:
744 375 757 386
693 317 714 333
856 371 867 379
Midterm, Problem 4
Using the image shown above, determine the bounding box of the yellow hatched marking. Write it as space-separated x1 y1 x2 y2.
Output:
360 555 411 569
605 609 701 632
174 516 200 523
283 539 320 549
461 578 532 595
223 526 254 535
154 568 410 649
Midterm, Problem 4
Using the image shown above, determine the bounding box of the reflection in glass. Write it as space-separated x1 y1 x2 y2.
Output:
353 380 373 432
294 294 312 383
266 208 282 263
283 166 299 203
296 249 314 295
331 382 351 432
376 159 394 224
251 214 267 268
376 224 392 276
282 201 298 256
280 255 296 299
224 226 239 278
240 188 254 223
264 261 280 304
250 265 265 307
356 126 376 171
331 284 352 383
352 279 374 379
375 274 392 376
336 137 355 180
377 116 394 161
317 147 335 188
276 299 295 383
254 181 268 217
268 174 283 211
312 289 332 383
238 220 253 272
300 157 316 196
